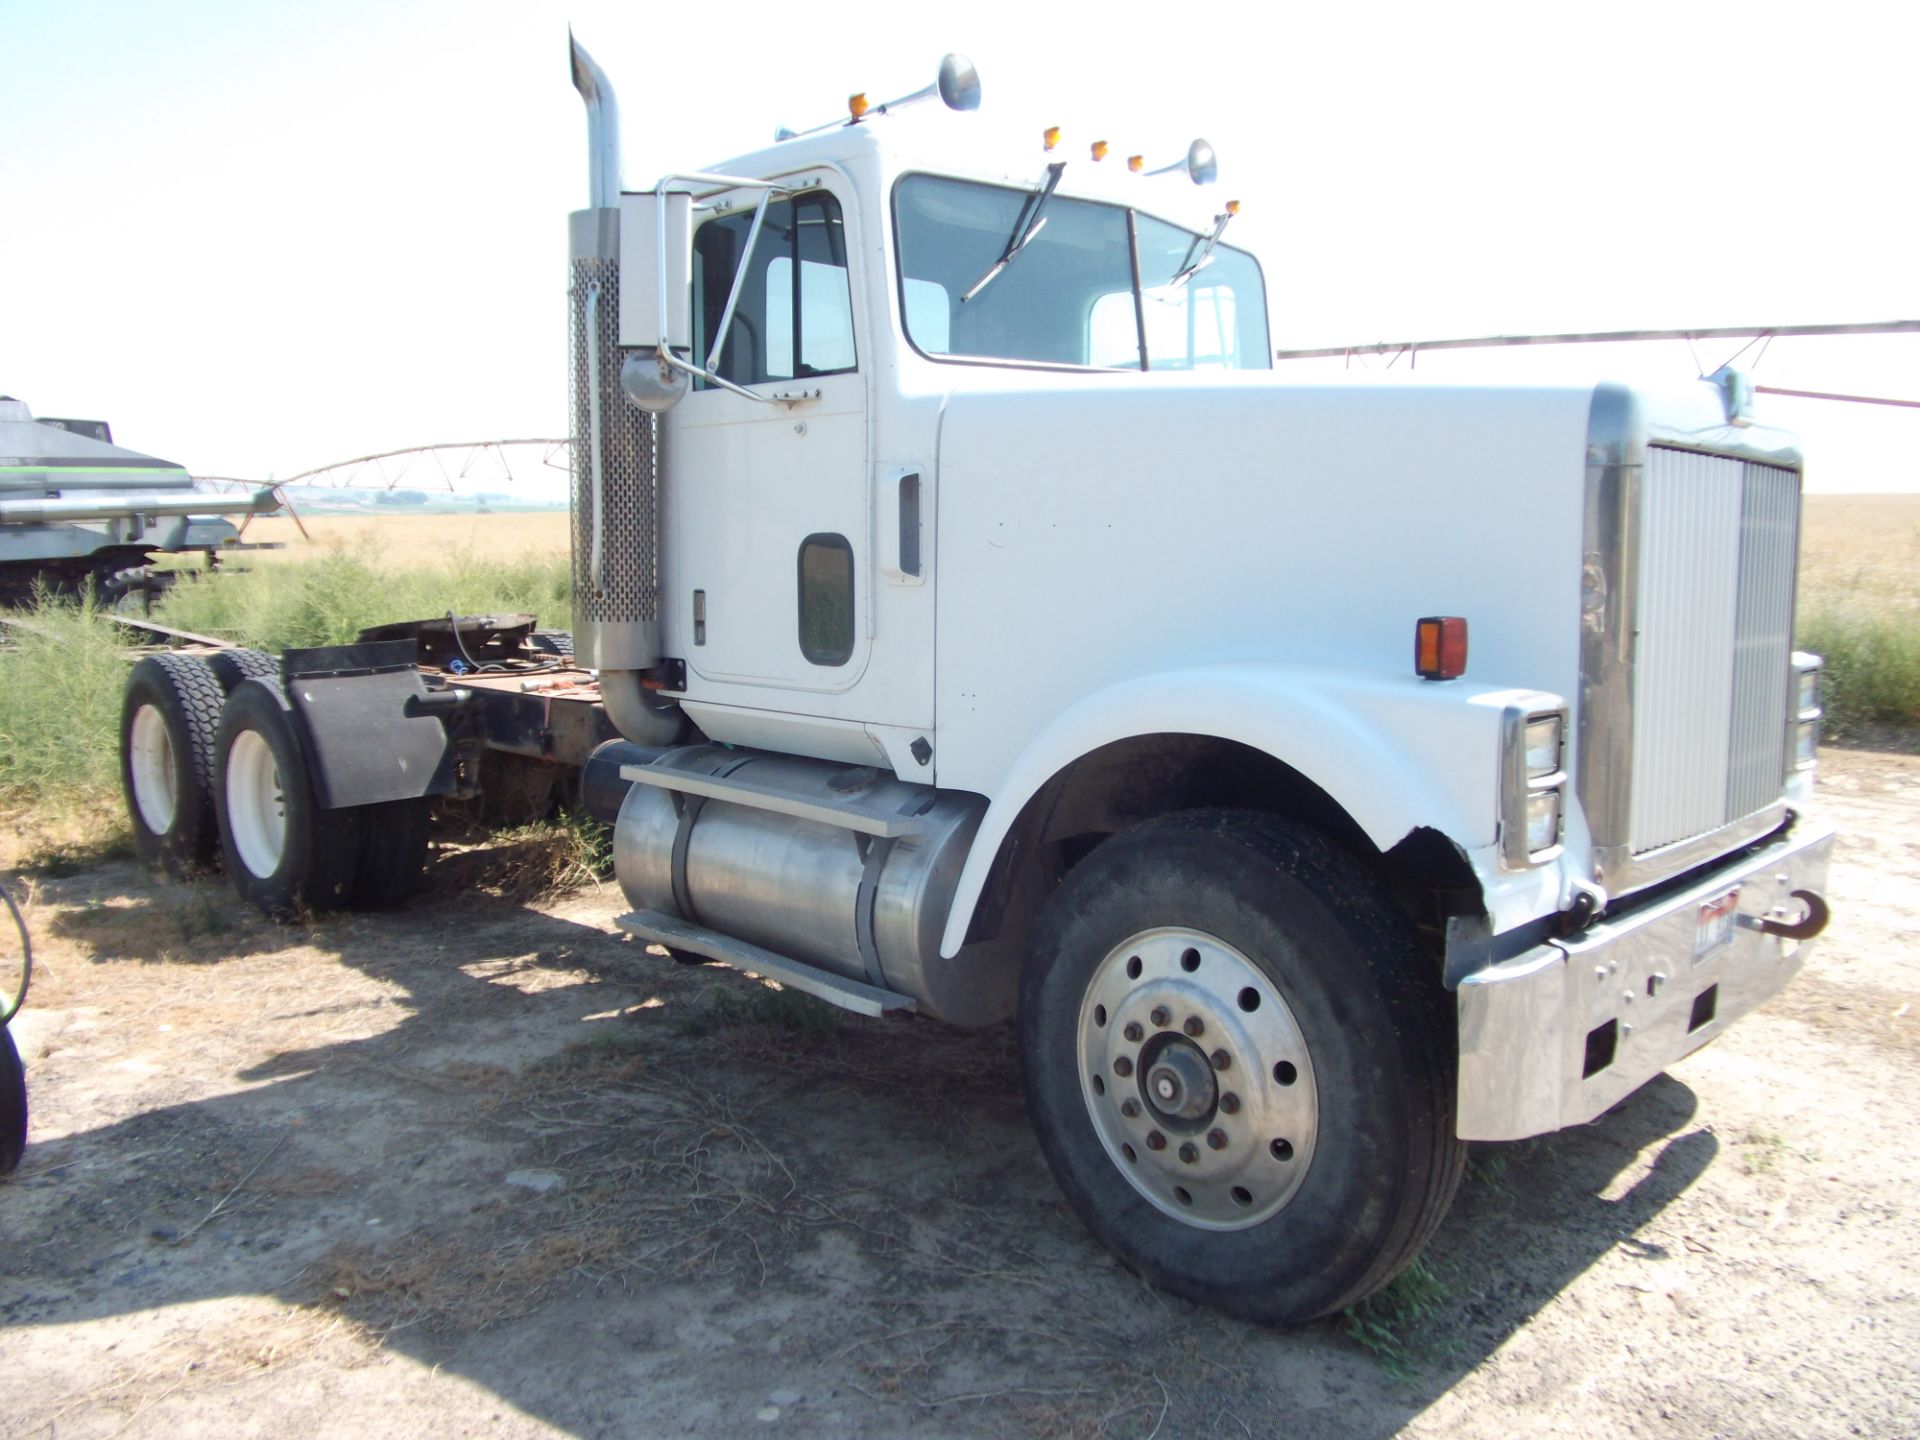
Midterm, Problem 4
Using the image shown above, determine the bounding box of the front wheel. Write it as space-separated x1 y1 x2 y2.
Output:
1020 810 1465 1325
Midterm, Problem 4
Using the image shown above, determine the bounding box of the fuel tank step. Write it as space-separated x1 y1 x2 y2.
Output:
615 908 917 1018
619 760 931 838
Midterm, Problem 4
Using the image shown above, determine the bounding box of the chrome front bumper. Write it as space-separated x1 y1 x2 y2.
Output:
1456 817 1836 1142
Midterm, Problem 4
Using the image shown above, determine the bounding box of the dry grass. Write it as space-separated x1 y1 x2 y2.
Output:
236 511 570 564
34 1309 376 1433
426 811 613 902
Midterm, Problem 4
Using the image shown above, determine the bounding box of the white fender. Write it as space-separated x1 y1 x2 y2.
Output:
939 662 1549 957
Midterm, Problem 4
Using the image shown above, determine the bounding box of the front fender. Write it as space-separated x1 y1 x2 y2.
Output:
939 662 1547 957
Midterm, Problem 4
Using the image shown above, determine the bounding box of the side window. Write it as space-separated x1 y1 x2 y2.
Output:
693 192 857 388
797 534 854 666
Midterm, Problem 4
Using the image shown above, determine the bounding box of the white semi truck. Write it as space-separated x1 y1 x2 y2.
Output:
116 38 1835 1325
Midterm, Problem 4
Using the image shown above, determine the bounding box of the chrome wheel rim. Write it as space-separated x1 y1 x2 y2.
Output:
1077 927 1318 1230
226 730 287 879
129 705 178 834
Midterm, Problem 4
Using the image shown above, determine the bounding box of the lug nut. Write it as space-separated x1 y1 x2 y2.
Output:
1146 1130 1166 1151
1114 1056 1134 1077
1211 1048 1231 1071
1150 1005 1171 1028
1220 1092 1241 1115
1178 1142 1198 1164
1207 1128 1227 1150
1184 1016 1205 1037
1120 1099 1140 1118
1124 1022 1144 1042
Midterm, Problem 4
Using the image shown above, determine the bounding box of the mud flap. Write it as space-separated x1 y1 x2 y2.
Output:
280 641 461 809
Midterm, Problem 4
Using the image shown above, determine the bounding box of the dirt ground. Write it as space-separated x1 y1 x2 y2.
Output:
2 749 1915 1440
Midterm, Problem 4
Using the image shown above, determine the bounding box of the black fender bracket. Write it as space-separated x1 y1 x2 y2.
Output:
281 640 465 808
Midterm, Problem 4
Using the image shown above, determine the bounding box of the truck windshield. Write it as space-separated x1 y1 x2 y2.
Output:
893 174 1270 372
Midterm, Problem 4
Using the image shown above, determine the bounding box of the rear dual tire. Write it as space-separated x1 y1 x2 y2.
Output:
214 678 429 919
122 650 285 876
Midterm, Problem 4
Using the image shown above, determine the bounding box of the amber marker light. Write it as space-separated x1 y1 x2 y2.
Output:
1091 139 1110 161
1225 199 1241 215
1127 154 1144 173
1415 617 1469 680
848 92 871 120
1043 125 1062 151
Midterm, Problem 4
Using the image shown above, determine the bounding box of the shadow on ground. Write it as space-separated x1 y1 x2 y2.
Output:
2 850 1717 1439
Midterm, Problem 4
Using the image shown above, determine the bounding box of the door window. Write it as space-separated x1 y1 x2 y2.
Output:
693 192 857 387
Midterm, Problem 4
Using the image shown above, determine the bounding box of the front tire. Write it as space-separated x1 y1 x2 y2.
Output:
214 678 364 919
1020 810 1465 1325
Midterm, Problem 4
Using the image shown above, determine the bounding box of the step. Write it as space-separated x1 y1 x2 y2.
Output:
615 908 916 1018
619 762 929 839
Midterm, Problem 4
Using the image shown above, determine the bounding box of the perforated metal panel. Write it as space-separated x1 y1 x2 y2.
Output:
1628 448 1799 855
568 251 660 671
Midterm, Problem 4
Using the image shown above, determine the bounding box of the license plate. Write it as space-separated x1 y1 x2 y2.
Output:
1694 888 1740 964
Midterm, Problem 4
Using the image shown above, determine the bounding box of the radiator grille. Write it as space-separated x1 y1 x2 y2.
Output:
1627 448 1799 854
568 254 659 663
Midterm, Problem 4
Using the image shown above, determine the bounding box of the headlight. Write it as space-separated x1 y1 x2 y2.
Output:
1790 652 1823 771
1526 790 1563 854
1523 714 1564 779
1795 717 1820 768
1796 668 1820 716
1502 697 1568 868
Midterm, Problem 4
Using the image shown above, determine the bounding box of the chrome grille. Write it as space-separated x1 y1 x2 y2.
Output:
1628 447 1799 854
568 253 660 668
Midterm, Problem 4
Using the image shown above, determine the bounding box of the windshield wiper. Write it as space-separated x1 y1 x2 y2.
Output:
961 162 1067 303
1164 206 1237 293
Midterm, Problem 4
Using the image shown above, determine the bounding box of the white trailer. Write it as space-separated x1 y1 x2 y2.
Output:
123 38 1835 1325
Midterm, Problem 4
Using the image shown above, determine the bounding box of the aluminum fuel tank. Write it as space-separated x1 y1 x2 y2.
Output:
614 745 993 1023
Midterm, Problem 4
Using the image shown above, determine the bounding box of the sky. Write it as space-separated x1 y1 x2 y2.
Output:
3 0 1917 492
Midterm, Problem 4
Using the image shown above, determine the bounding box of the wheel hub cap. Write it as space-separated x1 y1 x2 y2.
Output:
1076 928 1319 1230
1143 1038 1215 1122
129 705 178 834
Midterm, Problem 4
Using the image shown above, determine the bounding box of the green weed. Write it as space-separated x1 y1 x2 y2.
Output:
678 984 840 1043
1798 596 1920 736
0 593 128 807
155 536 570 650
1340 1257 1452 1378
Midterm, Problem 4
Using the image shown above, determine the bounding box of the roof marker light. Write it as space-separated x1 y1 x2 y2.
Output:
1091 140 1109 161
1127 154 1145 173
1415 617 1469 680
1226 199 1241 216
1043 125 1062 152
848 92 871 120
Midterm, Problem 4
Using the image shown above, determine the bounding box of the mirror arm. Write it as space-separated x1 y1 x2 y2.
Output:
657 349 789 407
705 189 774 373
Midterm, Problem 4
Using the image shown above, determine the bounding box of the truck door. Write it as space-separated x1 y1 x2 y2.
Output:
666 175 878 704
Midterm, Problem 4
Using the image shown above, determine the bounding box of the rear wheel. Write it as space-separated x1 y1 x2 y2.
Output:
121 654 226 875
1020 810 1465 1325
206 647 280 693
215 678 363 919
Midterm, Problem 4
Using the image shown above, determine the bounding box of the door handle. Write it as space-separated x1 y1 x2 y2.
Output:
878 468 924 584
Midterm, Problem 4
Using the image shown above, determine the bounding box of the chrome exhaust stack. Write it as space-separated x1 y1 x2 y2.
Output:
567 32 677 744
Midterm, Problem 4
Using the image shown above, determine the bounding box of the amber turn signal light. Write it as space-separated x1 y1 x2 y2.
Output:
1415 617 1468 680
